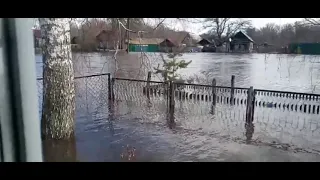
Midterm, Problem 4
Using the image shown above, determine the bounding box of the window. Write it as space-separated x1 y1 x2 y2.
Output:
0 18 42 162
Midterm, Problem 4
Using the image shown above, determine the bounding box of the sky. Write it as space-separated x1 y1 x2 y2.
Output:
161 18 304 35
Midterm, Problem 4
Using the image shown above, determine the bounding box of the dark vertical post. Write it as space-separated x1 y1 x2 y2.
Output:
163 72 168 82
231 75 235 105
245 120 254 144
163 72 168 96
108 73 112 100
212 78 216 106
246 86 255 123
111 78 115 101
168 81 175 124
211 78 216 114
126 18 130 53
107 74 115 138
146 71 151 100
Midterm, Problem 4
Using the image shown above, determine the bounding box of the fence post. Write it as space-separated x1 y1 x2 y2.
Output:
162 72 168 96
111 78 115 101
164 72 168 82
211 78 216 115
168 81 175 123
108 73 112 100
146 71 151 99
231 75 235 105
246 86 255 123
212 78 216 106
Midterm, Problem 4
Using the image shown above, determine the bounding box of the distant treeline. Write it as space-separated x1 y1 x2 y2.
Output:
245 20 320 48
200 19 320 49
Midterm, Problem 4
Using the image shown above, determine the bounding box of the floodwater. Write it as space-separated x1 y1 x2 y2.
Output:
36 52 320 161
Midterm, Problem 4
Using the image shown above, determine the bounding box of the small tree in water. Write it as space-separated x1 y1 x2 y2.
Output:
154 52 192 83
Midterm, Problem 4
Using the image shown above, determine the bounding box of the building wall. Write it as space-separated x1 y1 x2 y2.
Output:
231 42 252 53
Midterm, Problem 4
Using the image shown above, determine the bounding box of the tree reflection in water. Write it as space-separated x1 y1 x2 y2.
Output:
42 138 78 162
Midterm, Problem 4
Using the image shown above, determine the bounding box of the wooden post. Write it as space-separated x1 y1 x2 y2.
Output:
111 78 115 101
168 81 175 123
212 78 216 106
163 72 168 96
146 71 151 99
108 73 112 100
245 120 254 144
164 72 168 82
231 75 235 105
211 78 216 115
246 86 255 123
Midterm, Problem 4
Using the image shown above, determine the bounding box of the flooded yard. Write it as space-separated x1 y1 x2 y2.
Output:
36 52 320 161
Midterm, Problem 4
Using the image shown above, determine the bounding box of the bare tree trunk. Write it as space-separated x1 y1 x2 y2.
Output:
39 18 75 140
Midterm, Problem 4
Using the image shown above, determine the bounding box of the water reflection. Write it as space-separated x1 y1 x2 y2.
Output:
42 138 77 162
245 122 255 144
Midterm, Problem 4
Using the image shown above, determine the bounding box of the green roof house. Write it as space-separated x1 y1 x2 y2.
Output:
128 38 164 52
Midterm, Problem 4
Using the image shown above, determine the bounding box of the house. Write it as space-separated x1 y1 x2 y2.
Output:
229 31 254 53
128 38 164 52
159 39 176 52
96 30 119 50
70 29 81 50
158 32 196 52
197 38 217 52
168 31 194 47
256 42 277 53
33 29 42 48
70 36 81 50
197 38 215 46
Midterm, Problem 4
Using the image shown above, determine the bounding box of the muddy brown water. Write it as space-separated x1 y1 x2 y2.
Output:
37 52 320 161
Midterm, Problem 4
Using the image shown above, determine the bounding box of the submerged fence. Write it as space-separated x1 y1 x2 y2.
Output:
37 73 110 123
109 72 320 151
37 72 320 152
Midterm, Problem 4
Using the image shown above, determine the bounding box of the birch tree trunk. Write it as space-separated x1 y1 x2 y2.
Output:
39 18 75 140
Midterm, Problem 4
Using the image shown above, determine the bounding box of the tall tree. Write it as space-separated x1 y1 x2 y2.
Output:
203 18 252 45
39 18 75 140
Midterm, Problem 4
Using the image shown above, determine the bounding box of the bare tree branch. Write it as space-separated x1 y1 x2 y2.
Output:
203 18 252 45
304 18 320 26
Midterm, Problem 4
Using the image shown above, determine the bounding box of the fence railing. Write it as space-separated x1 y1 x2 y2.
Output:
108 72 320 150
37 72 320 152
110 74 256 124
37 73 110 121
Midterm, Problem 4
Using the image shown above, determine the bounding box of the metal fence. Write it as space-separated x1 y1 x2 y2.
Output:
37 73 111 124
36 73 320 153
109 75 320 152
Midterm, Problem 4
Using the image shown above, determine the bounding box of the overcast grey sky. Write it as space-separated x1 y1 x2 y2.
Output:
162 18 304 35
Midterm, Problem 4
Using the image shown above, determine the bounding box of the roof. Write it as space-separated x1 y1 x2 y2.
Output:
232 31 254 42
159 39 176 47
33 29 41 38
167 31 191 46
129 38 165 45
198 38 213 44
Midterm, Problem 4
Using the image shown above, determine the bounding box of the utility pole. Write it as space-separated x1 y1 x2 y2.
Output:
126 18 130 53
